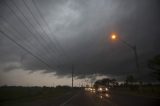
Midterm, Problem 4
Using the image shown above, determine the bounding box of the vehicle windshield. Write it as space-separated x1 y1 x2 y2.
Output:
0 0 160 106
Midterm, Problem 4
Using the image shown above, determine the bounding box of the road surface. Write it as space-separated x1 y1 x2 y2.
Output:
60 90 160 106
1 89 160 106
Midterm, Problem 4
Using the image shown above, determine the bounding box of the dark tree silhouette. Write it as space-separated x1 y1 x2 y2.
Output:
126 75 136 85
101 78 111 87
125 75 138 90
94 78 118 88
110 78 118 87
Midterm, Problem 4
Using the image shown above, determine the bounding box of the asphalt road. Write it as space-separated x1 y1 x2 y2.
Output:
60 90 160 106
1 89 160 106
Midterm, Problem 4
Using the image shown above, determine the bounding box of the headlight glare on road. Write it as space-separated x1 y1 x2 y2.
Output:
100 95 103 99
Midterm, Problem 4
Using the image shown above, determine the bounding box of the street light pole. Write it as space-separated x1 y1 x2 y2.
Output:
121 40 140 72
133 46 140 72
111 34 140 72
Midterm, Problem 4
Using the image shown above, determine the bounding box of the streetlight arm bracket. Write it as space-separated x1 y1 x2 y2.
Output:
120 39 135 50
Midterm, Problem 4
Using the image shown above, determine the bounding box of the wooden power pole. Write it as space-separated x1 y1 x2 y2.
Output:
72 64 74 88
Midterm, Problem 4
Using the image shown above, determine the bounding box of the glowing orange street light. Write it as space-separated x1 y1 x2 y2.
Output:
111 33 118 40
111 34 117 40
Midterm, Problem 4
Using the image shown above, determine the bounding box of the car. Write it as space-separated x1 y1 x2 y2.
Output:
97 86 109 93
96 86 110 99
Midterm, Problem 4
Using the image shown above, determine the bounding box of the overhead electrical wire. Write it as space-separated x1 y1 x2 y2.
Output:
1 0 74 72
0 16 51 68
2 1 63 70
22 0 65 65
31 0 71 61
0 30 55 70
10 0 63 66
10 0 52 60
22 0 65 62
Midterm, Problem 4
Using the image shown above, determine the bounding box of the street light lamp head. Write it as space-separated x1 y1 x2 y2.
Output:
111 34 117 40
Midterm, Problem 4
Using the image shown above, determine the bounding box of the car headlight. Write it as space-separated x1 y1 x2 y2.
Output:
99 88 102 91
105 88 108 91
105 94 109 97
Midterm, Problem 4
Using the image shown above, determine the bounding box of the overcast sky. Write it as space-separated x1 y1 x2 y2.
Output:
0 0 160 86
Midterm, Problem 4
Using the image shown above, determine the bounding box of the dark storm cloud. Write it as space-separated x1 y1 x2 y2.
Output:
0 0 160 81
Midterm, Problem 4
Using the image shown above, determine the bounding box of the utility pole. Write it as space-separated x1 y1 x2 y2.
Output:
72 64 74 88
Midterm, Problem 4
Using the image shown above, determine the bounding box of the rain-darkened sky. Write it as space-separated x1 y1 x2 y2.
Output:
0 0 160 86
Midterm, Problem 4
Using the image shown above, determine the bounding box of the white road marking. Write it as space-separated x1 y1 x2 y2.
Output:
60 92 80 106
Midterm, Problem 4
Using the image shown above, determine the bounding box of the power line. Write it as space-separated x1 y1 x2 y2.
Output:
0 16 51 67
9 0 62 65
0 30 55 70
22 0 66 66
8 1 51 60
22 0 61 58
2 1 64 70
2 0 74 74
31 0 71 61
3 0 49 56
